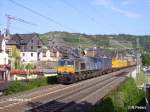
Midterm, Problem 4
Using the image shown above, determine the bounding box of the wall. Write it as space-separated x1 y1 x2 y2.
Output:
0 52 8 64
0 39 8 64
21 52 37 62
39 50 59 62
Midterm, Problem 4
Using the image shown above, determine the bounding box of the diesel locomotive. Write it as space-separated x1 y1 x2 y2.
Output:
57 56 112 83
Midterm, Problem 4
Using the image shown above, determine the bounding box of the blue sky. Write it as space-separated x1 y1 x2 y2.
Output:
0 0 150 35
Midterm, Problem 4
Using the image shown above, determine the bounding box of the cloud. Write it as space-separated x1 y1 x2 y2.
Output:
95 0 142 18
111 6 141 18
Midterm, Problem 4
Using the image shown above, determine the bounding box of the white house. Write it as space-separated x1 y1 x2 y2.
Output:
20 52 38 62
39 47 61 62
0 39 8 64
0 35 10 81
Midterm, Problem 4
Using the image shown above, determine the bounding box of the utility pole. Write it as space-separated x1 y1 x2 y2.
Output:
136 37 141 80
78 35 81 57
5 14 36 38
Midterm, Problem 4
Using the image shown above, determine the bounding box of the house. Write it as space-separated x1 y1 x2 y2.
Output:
39 47 62 62
0 37 8 64
12 33 43 63
0 35 10 81
1 36 21 70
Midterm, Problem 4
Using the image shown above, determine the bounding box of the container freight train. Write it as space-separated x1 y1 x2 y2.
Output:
57 56 136 84
57 57 112 84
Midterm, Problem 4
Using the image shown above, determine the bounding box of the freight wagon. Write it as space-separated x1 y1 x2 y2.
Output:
112 58 128 70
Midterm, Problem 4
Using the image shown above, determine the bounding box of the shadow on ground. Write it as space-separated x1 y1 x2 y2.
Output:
26 100 94 112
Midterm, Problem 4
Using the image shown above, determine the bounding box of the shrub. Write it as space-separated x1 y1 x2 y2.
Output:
92 78 145 112
4 76 58 95
4 81 29 95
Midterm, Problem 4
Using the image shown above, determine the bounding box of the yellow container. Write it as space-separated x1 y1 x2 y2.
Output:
112 59 128 69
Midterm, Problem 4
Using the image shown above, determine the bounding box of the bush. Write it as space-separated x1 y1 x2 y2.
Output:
4 81 29 95
141 53 150 66
4 76 58 95
92 78 145 112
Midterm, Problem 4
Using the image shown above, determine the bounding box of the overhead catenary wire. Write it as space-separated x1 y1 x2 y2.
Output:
60 0 101 25
8 0 75 32
84 2 111 28
0 22 33 33
5 14 37 26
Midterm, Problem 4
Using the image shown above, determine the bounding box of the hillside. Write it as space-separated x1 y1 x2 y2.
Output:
39 31 150 52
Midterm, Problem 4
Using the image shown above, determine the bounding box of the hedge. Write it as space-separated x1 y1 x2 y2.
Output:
4 76 58 95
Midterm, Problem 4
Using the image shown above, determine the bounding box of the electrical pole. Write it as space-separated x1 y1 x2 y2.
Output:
5 15 11 40
5 14 36 39
78 35 81 57
136 37 140 80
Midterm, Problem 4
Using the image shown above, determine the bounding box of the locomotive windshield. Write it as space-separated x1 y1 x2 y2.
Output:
58 59 74 66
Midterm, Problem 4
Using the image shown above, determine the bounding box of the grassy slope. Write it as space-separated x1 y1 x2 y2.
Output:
39 31 150 51
92 78 145 112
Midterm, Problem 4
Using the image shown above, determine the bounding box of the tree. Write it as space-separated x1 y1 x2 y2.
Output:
25 63 35 70
141 53 150 66
12 47 20 69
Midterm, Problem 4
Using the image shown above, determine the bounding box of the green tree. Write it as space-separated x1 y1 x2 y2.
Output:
12 47 20 69
141 53 150 66
25 63 35 70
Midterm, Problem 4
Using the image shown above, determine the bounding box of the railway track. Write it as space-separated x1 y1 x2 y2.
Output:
28 76 118 112
0 66 135 112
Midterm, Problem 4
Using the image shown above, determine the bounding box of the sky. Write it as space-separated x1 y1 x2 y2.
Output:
0 0 150 35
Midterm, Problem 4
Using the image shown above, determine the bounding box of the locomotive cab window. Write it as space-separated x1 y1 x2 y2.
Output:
58 60 74 66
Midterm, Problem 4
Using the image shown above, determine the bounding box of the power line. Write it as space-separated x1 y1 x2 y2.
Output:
61 0 101 25
5 14 38 35
8 0 75 31
6 14 37 26
84 2 111 28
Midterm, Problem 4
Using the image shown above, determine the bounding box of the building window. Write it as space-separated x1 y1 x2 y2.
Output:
31 53 33 57
6 48 12 57
43 52 46 57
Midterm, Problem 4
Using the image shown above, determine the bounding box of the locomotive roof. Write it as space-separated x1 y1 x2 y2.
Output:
59 56 112 61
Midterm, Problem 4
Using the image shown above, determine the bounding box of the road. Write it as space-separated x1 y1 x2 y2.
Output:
0 67 135 112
